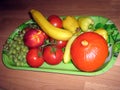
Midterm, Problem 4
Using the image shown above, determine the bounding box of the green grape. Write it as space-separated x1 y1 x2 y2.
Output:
3 29 28 66
12 50 16 54
14 58 18 63
13 37 18 41
16 46 20 51
16 61 21 66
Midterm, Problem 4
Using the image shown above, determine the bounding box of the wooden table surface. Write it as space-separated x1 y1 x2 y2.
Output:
0 0 120 90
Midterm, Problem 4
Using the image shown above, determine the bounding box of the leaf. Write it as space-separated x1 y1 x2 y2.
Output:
95 23 104 29
113 41 120 57
90 16 109 29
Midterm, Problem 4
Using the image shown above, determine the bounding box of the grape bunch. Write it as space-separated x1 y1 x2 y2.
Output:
3 30 29 66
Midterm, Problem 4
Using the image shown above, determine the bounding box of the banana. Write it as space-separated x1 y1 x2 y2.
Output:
30 9 73 41
63 33 79 63
63 16 79 34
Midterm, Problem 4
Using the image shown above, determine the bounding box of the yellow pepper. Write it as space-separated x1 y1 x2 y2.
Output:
94 28 108 41
63 16 79 34
78 17 94 32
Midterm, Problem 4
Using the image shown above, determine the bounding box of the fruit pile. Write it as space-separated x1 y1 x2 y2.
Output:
3 9 120 72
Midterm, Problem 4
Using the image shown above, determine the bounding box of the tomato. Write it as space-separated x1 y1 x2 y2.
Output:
71 32 108 72
26 48 44 68
24 29 45 48
43 45 63 65
55 40 67 48
50 38 67 48
48 15 62 28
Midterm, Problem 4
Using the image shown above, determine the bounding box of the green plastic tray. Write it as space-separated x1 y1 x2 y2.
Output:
2 16 120 76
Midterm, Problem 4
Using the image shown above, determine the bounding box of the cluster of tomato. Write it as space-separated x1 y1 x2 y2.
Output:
24 15 67 68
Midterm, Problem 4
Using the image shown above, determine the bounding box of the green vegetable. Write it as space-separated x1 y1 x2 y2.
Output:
90 16 109 29
113 41 120 57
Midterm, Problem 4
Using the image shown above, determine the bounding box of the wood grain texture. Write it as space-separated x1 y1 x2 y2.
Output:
0 0 120 90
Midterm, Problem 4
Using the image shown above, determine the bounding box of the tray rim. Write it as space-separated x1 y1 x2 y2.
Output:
2 53 117 76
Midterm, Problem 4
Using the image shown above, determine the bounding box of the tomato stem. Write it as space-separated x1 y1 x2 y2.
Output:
51 46 56 53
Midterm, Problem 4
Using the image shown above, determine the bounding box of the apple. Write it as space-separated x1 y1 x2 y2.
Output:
24 29 45 48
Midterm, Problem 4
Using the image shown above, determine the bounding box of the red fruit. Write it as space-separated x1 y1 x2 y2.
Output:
50 38 67 48
42 32 49 40
48 15 62 28
43 45 63 65
71 32 108 72
26 48 44 68
24 29 45 48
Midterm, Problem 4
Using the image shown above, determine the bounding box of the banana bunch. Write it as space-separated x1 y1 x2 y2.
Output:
63 16 79 34
30 9 73 41
78 17 94 32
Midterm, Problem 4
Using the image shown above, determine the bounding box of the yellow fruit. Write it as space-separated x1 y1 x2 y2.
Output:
63 33 80 63
30 9 73 41
63 16 79 34
78 17 94 32
94 28 108 41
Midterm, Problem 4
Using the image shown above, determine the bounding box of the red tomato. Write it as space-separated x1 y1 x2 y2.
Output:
26 48 44 68
71 32 108 72
50 38 67 48
48 15 62 28
43 46 63 65
24 29 45 48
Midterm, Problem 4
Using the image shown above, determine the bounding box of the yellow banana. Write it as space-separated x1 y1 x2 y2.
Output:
30 9 73 41
78 17 94 32
63 16 79 34
63 33 79 64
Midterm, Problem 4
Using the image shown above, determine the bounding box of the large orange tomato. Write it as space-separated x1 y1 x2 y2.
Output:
71 32 108 72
